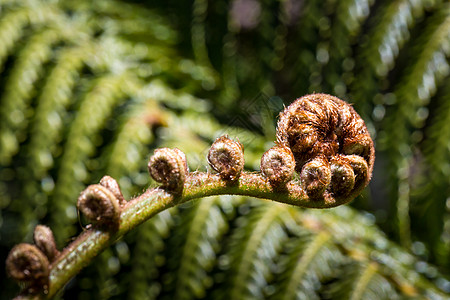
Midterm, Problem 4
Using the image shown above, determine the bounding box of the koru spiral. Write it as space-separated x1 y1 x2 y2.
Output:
273 93 374 201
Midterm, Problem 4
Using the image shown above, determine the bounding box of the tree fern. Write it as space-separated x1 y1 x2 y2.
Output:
214 202 292 300
416 79 450 267
1 0 450 299
0 3 61 163
170 197 232 300
127 210 174 300
102 99 161 191
272 231 343 300
324 0 374 100
382 2 450 247
325 262 397 300
49 74 132 240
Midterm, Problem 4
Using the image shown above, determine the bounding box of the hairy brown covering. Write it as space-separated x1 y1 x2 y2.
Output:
33 225 59 262
77 184 121 227
276 94 374 200
260 145 295 187
6 243 50 294
100 175 126 205
148 148 188 192
208 135 245 181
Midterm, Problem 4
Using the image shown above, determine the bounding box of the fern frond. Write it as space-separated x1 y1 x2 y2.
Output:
50 73 134 240
103 100 162 192
395 5 450 123
381 4 450 246
324 0 375 98
0 29 61 161
288 0 327 95
217 202 292 300
307 206 448 298
172 197 230 300
0 3 58 71
72 0 177 44
350 0 440 117
0 30 96 241
423 79 450 173
0 4 62 163
359 0 439 78
326 262 397 300
2 45 95 241
272 231 342 300
28 44 93 176
127 209 175 300
414 79 450 267
2 1 449 298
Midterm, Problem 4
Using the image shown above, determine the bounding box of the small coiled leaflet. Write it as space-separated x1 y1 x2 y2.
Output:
207 135 245 181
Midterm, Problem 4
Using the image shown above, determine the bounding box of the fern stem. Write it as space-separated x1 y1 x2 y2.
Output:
174 197 220 299
283 232 331 300
47 188 175 298
191 0 211 67
349 262 378 300
24 168 356 299
230 203 285 300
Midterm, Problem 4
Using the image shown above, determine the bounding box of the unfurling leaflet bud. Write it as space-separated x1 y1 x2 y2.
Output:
276 93 375 203
342 134 374 167
208 135 244 181
77 184 121 228
345 154 369 191
148 148 188 192
300 155 332 199
6 243 49 292
261 145 295 187
329 156 355 196
100 175 125 205
33 225 59 262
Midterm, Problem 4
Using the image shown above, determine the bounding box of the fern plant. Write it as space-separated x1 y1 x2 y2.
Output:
1 0 449 299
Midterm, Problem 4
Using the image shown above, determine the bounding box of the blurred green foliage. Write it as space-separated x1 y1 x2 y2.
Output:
0 0 449 298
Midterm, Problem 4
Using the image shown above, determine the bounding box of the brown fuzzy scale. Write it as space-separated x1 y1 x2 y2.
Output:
208 135 244 181
345 154 369 192
261 145 295 187
6 243 49 293
329 155 355 196
277 93 374 200
33 225 59 262
77 184 121 228
300 155 332 199
148 148 188 192
100 175 125 205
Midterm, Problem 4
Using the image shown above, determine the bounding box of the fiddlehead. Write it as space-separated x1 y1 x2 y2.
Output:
77 184 122 229
33 225 59 263
276 93 374 202
260 145 296 187
6 93 374 299
148 147 188 193
6 243 50 295
207 135 245 181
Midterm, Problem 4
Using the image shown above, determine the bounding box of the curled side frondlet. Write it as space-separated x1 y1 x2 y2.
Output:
261 145 295 187
77 184 121 228
208 135 244 181
148 147 188 192
6 243 49 294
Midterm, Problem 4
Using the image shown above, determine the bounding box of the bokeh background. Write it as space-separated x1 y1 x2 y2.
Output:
0 0 449 299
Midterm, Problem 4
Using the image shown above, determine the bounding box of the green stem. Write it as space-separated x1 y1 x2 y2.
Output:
47 188 174 298
30 171 353 299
